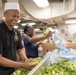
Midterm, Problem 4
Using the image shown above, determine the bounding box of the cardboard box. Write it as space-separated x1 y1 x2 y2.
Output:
67 42 76 49
42 42 58 54
42 42 76 54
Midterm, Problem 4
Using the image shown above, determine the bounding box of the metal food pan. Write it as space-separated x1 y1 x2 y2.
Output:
27 55 51 75
27 53 76 75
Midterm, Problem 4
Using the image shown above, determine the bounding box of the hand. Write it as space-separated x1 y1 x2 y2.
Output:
22 58 36 70
26 58 34 62
45 31 52 38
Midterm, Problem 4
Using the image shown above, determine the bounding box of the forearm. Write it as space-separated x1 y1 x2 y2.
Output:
18 48 27 61
29 31 52 43
29 36 47 43
0 55 23 68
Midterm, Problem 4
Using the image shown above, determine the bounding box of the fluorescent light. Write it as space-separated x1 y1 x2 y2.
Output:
14 26 18 28
33 0 49 8
34 29 40 31
21 23 27 26
28 23 36 26
65 19 76 24
21 23 35 26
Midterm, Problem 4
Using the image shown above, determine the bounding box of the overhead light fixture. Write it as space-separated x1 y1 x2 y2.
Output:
21 23 27 26
33 0 49 8
28 23 36 26
34 28 40 31
14 26 18 29
21 23 36 26
65 19 76 24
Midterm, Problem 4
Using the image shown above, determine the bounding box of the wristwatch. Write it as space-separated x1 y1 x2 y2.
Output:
23 58 27 62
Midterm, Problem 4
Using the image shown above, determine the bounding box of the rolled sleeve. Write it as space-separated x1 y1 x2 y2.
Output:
24 36 31 44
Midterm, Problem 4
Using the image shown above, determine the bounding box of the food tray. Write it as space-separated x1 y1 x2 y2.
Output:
27 54 51 75
27 53 76 75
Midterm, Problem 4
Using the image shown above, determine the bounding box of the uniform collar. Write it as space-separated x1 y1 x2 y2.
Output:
2 21 15 33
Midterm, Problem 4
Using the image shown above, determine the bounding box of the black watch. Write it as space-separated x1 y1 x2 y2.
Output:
23 58 26 62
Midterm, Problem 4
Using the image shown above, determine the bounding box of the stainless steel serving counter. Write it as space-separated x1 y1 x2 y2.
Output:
27 51 76 75
27 54 51 75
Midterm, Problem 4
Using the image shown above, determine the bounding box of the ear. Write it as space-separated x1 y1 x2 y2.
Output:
4 11 7 18
4 10 9 16
4 12 6 16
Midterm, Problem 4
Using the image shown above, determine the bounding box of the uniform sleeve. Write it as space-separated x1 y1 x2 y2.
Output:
17 31 24 49
0 33 3 54
24 36 31 44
